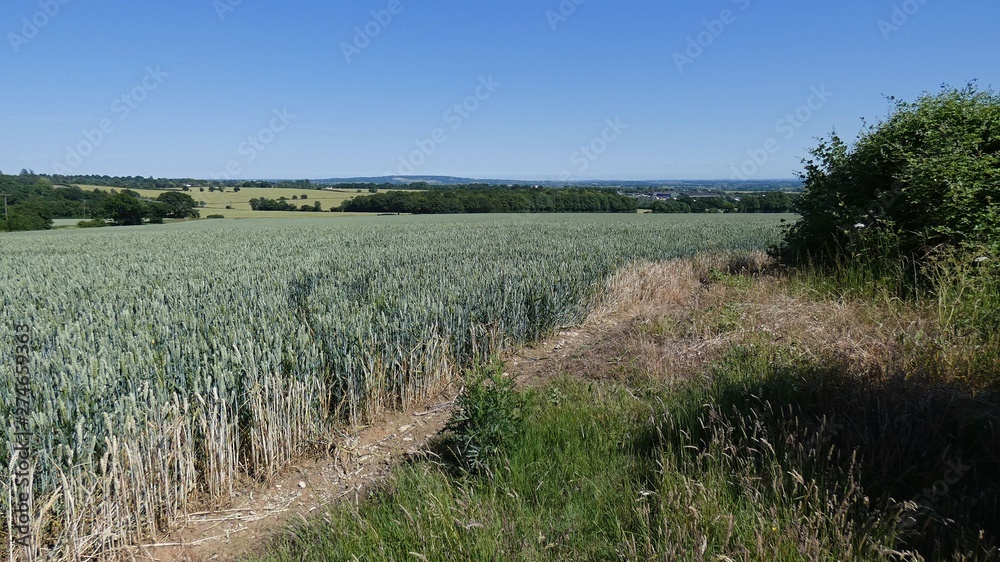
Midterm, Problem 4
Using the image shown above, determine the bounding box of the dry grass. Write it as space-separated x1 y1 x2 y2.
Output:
565 251 989 389
513 251 1000 559
532 252 775 383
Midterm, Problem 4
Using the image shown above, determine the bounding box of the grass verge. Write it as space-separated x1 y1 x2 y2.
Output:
246 256 1000 562
247 365 999 560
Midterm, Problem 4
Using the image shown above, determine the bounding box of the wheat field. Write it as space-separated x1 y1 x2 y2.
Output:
0 213 788 560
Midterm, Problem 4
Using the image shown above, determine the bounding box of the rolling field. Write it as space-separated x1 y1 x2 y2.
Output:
0 214 788 559
74 186 386 219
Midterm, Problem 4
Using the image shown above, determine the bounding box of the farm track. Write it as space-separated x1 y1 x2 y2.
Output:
141 388 458 562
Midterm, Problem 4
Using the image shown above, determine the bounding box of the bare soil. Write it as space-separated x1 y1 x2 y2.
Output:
137 390 456 562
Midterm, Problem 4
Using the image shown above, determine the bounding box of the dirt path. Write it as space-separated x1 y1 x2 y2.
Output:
137 320 638 561
510 259 733 388
137 390 456 562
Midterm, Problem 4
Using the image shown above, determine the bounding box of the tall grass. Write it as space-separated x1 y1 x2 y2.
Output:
251 368 922 561
252 347 1000 561
785 234 1000 391
674 346 1000 559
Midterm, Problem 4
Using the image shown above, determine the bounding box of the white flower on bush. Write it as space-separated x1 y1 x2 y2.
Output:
974 256 989 263
854 223 866 228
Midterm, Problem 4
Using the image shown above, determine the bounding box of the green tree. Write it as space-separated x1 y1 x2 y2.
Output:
249 197 298 211
779 83 1000 266
156 192 200 219
737 196 762 213
651 199 691 213
146 201 170 224
101 192 147 225
1 201 53 231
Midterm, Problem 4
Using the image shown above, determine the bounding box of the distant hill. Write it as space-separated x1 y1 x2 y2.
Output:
38 172 802 192
312 176 803 191
312 176 486 186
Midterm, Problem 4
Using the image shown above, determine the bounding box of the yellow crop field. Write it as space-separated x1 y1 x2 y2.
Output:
74 185 388 219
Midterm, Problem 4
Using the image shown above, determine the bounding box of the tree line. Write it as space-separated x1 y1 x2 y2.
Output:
647 192 798 214
249 197 323 212
337 188 639 214
42 174 313 190
0 172 200 231
0 173 106 231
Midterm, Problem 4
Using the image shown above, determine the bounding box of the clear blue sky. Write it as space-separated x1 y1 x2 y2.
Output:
2 0 997 181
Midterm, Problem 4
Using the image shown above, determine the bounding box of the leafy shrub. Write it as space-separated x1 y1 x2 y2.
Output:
2 210 52 231
443 362 525 475
779 83 1000 269
250 197 297 211
156 191 199 218
205 214 225 219
77 219 108 228
650 199 691 213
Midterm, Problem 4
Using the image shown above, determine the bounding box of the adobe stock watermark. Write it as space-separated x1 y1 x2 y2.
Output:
730 85 834 180
51 66 169 175
806 415 844 452
546 0 586 31
213 0 245 21
390 75 501 176
558 118 627 181
341 0 406 63
879 0 930 41
211 108 296 179
900 458 971 530
673 0 751 73
10 323 34 554
7 0 73 54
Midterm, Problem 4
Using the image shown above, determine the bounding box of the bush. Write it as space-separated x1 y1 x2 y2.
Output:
1 210 52 231
100 191 147 226
156 191 199 219
650 199 691 213
779 83 1000 269
443 362 525 475
205 214 225 219
77 219 108 228
249 198 297 212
